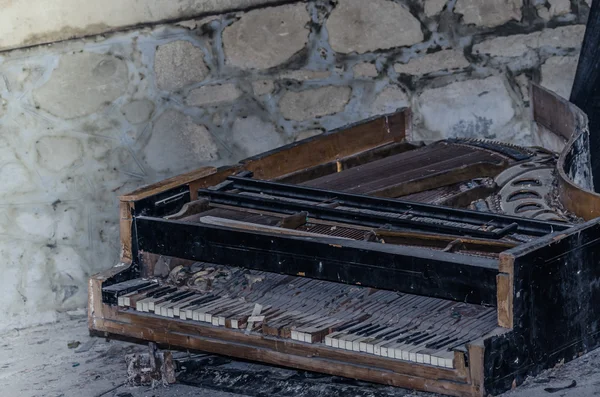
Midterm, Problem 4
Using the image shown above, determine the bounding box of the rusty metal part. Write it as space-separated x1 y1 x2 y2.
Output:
494 154 556 187
497 167 567 221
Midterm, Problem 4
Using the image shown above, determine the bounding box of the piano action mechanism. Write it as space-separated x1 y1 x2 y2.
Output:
89 85 600 397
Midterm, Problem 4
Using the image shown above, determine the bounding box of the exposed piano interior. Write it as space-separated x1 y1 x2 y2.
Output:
89 84 600 397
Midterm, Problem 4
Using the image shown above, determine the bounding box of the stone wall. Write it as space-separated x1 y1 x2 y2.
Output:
0 0 590 332
0 0 298 51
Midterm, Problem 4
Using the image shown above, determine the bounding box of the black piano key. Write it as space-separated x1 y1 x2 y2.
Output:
102 279 155 305
425 335 452 349
345 322 375 335
180 294 218 310
362 324 386 337
155 291 197 315
357 324 381 336
336 318 369 332
160 290 192 302
389 330 418 344
150 287 178 298
135 283 161 294
410 333 436 345
170 291 196 303
427 337 459 351
381 328 406 340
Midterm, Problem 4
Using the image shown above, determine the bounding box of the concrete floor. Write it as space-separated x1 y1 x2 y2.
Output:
1 314 599 397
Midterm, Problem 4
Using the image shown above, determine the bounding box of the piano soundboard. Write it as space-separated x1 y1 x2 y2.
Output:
89 85 600 397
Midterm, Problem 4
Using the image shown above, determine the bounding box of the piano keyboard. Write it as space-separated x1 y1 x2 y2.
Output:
105 263 498 369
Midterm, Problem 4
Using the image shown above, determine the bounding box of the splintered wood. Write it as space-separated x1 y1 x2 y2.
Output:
125 343 175 386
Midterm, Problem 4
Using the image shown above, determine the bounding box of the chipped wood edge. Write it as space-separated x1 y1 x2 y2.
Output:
119 201 134 264
119 166 217 202
188 166 243 198
467 341 486 397
242 111 409 180
88 277 104 330
454 351 470 381
88 263 133 329
497 253 515 329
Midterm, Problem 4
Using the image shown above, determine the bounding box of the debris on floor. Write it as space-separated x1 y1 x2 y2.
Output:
67 340 81 349
544 380 577 393
75 338 97 353
125 342 176 386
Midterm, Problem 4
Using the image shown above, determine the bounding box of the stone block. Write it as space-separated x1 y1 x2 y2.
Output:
0 241 43 318
417 76 515 139
455 0 523 27
537 25 585 48
231 116 285 157
49 245 89 309
252 80 275 96
155 41 209 91
541 56 579 99
2 65 46 95
122 100 155 125
35 136 83 172
548 0 571 18
143 110 219 174
0 0 301 51
473 25 585 57
352 62 378 78
425 0 447 16
14 208 55 240
370 86 410 116
326 0 423 54
394 49 469 76
473 34 532 57
186 83 242 107
294 129 324 142
514 74 531 102
537 6 551 20
279 86 352 121
33 52 128 119
223 4 310 69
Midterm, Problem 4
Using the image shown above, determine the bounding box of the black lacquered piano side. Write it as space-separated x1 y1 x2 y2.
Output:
134 215 499 306
483 218 600 395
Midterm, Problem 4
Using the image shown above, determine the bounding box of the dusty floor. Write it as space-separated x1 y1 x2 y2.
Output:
1 314 598 397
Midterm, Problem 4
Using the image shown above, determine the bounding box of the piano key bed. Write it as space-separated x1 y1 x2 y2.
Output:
103 263 499 370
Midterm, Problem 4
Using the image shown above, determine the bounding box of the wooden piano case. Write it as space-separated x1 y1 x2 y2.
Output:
89 85 600 397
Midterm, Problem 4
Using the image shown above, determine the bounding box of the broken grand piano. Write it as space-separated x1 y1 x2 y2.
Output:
89 85 600 397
